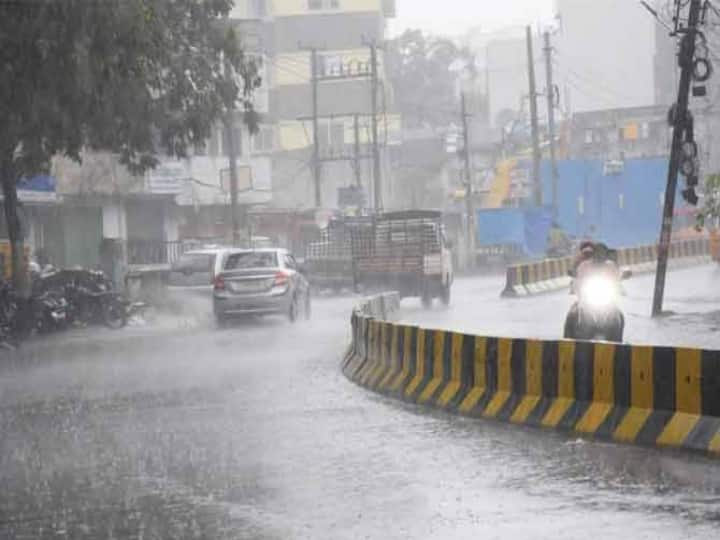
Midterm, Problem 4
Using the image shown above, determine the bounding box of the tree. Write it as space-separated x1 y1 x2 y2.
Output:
0 0 261 297
696 173 720 230
385 29 474 128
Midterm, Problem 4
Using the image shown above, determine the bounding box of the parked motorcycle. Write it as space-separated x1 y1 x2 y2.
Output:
62 269 128 329
0 280 19 349
564 260 631 343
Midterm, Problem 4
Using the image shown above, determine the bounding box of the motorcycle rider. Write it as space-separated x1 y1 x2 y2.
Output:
565 240 624 342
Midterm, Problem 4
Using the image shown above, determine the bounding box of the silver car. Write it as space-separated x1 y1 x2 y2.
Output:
212 249 311 325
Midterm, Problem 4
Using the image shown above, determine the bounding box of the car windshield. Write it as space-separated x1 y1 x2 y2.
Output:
224 252 278 270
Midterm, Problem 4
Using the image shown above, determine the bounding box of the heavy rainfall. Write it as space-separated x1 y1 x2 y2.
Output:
0 0 719 538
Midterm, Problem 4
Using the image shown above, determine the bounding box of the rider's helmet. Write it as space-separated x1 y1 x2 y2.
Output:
579 240 595 261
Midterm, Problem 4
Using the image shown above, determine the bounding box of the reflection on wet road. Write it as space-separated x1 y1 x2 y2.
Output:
1 272 719 539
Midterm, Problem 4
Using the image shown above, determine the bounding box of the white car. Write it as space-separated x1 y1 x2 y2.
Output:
168 248 244 291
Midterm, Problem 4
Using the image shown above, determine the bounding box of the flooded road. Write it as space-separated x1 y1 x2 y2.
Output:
1 278 719 539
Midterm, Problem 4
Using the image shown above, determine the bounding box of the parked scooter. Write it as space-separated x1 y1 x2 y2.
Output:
564 254 631 343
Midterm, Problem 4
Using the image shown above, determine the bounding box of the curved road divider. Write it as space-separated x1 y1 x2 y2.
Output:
343 292 720 457
502 238 711 297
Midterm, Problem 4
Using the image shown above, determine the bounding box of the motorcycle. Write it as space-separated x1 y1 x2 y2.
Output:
62 269 128 329
29 271 70 334
32 290 69 333
564 260 631 343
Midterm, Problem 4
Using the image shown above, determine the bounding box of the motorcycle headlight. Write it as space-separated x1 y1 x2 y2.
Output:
581 277 616 308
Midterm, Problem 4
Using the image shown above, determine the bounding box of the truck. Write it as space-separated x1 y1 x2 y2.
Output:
304 217 373 293
350 210 453 307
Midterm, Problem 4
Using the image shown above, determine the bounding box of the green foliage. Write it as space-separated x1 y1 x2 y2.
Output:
386 29 474 128
0 0 262 179
697 173 720 229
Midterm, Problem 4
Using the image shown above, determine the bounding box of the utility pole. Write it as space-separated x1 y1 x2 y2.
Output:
353 113 362 187
309 47 322 208
543 31 559 219
223 117 241 246
222 55 241 247
369 41 382 211
526 25 542 207
652 0 704 317
460 92 475 270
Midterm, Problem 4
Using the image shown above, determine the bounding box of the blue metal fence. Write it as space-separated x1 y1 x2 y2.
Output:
540 158 675 248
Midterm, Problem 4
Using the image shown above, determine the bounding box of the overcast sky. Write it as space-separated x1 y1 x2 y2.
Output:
390 0 556 37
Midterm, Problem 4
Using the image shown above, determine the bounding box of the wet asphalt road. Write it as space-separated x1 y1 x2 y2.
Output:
1 269 719 539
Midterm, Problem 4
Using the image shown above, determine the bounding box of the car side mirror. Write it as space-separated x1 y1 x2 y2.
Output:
621 269 633 280
568 269 576 278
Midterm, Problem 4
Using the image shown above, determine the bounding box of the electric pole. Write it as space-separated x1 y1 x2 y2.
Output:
526 26 542 207
353 113 362 187
223 56 241 247
544 31 559 219
652 0 704 317
461 92 475 270
310 47 322 208
369 41 382 211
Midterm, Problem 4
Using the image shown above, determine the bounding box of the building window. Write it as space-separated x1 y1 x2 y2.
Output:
308 0 339 10
584 129 593 145
319 119 345 155
319 53 343 77
251 125 275 154
640 122 650 139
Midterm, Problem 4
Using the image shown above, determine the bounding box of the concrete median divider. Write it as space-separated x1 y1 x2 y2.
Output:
501 237 712 297
343 293 720 456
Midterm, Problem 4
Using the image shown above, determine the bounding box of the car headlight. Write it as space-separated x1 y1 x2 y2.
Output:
580 276 616 308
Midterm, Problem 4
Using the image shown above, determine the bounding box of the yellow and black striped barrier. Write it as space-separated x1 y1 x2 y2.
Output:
344 294 720 456
502 238 711 297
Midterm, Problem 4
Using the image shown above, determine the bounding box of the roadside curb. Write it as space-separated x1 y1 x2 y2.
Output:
343 292 720 457
502 239 712 297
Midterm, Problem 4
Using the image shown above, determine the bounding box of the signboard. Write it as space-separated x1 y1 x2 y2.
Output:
145 161 189 194
17 175 57 203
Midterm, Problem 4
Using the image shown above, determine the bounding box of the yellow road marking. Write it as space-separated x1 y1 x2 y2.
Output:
541 341 575 427
404 329 427 398
510 340 543 424
437 333 464 408
657 413 701 447
458 337 487 414
390 327 414 392
709 433 720 454
378 325 401 390
614 408 652 442
575 343 615 433
483 339 513 418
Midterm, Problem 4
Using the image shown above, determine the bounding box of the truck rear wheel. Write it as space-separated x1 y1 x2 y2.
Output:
421 288 433 309
440 283 451 307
